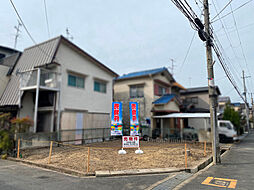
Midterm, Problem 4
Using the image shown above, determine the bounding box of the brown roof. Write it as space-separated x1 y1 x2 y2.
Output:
172 82 186 90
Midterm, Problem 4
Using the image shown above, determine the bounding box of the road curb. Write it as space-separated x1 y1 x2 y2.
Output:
7 157 93 177
185 156 213 173
95 168 185 177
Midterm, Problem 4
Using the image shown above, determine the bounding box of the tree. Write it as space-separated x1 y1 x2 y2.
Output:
223 105 241 135
0 113 13 154
0 113 33 155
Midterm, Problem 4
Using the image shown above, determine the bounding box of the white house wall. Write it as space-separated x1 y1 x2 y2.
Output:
55 43 113 114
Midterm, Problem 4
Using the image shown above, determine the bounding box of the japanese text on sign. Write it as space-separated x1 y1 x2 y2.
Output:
111 102 123 136
122 136 139 148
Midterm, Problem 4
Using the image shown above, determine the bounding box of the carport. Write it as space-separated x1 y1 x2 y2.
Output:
153 113 212 141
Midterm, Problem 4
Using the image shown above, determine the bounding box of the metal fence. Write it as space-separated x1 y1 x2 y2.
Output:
16 128 114 149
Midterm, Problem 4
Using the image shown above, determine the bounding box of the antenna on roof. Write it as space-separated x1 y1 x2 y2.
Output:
14 20 22 49
66 27 74 41
168 58 176 76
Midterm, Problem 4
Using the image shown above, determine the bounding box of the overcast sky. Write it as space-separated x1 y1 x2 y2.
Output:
1 0 254 102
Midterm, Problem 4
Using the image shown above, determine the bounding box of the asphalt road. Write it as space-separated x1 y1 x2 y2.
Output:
0 159 173 190
180 131 254 190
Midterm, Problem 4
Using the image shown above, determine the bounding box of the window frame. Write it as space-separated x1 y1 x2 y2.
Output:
67 73 85 89
130 85 144 98
94 80 107 93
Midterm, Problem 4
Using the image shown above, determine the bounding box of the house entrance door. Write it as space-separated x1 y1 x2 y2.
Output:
75 113 83 144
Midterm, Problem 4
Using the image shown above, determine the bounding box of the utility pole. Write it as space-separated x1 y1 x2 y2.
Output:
14 20 22 49
204 0 220 164
242 70 250 132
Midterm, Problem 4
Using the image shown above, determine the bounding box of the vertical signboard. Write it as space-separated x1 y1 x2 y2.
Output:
111 102 123 136
129 102 139 136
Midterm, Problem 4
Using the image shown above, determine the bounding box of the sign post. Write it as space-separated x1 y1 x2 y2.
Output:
129 102 139 136
111 102 123 136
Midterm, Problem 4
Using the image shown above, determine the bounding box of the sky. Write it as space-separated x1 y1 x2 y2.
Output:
1 0 254 103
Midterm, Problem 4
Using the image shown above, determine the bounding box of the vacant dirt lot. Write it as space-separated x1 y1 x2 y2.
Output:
20 140 212 173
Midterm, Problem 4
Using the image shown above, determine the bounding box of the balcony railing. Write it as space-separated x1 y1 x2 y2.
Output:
20 68 60 90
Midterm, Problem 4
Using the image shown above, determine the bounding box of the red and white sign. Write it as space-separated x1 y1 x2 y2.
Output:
122 136 139 148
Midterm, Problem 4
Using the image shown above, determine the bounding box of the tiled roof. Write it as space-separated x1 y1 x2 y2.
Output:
180 86 221 95
153 94 176 105
116 67 167 80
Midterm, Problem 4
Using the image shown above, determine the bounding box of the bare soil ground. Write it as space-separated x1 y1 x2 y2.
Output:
20 140 212 173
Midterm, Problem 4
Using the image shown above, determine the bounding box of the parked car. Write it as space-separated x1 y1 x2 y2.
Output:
218 120 237 142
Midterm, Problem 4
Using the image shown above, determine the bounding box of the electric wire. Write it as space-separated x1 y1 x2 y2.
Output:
177 31 196 73
211 0 233 21
9 0 57 62
212 0 253 23
170 0 246 103
229 3 254 92
211 0 244 77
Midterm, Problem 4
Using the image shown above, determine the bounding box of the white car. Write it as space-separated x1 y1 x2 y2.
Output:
218 120 238 142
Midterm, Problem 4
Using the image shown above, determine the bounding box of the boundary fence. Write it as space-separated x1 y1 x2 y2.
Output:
16 128 116 149
15 138 211 174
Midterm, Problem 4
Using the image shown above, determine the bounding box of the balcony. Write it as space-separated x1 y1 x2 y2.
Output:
20 68 60 91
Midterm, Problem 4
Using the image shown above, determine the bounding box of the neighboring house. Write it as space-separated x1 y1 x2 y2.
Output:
0 45 19 59
114 67 185 137
218 96 231 114
231 102 244 113
0 36 118 136
176 86 221 142
180 86 221 113
0 46 21 100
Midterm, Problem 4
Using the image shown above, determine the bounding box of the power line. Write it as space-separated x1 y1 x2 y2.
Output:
211 0 233 21
9 0 57 61
178 31 195 73
170 0 246 103
211 0 244 78
9 0 37 45
229 3 254 91
212 32 243 87
43 0 50 38
212 0 253 23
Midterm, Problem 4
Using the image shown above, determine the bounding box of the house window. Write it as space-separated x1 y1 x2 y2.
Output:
185 97 198 104
130 85 144 98
154 83 168 96
68 74 85 88
94 81 107 93
158 86 167 96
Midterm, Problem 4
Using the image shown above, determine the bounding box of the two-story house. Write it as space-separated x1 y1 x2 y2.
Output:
180 86 221 113
114 67 184 137
0 36 118 139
